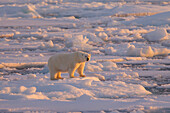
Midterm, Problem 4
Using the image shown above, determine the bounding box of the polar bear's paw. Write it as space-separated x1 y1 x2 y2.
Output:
80 75 86 77
51 77 64 80
57 77 64 80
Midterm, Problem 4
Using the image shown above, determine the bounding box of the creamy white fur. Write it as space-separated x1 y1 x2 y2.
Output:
48 51 91 80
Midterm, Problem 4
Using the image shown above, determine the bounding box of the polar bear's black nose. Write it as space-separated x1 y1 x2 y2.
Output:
86 57 89 61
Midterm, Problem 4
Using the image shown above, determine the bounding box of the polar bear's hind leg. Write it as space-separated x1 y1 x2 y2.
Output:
57 72 63 79
68 65 79 78
50 72 57 80
68 68 75 78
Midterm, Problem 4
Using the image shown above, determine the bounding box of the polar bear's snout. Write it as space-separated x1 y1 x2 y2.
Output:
87 57 89 61
85 54 91 61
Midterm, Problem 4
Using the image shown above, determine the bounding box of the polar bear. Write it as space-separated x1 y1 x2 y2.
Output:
48 51 91 80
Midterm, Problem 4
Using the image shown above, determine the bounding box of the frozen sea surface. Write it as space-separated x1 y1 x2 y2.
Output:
0 0 170 112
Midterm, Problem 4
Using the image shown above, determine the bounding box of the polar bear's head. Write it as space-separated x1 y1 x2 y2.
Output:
76 51 91 62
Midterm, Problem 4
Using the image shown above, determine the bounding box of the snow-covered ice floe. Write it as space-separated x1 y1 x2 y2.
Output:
0 73 158 112
0 76 151 100
0 0 170 112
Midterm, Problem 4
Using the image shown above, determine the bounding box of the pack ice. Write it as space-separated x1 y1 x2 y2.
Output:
0 0 170 112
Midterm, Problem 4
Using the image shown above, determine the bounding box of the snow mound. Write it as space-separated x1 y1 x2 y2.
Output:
0 76 151 101
0 32 14 38
0 5 41 18
39 40 64 51
87 73 105 81
127 45 170 57
105 47 117 55
162 40 170 47
112 4 170 17
158 84 170 88
86 61 118 72
144 28 169 42
102 61 118 71
98 32 108 41
47 27 64 32
0 86 36 94
66 35 93 50
40 40 54 48
27 74 37 79
86 33 103 43
86 63 103 72
154 48 170 56
0 62 47 69
76 94 92 101
126 11 170 26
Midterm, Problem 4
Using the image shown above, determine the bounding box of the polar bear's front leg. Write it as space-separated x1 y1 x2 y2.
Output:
68 68 76 78
77 62 86 77
68 63 80 78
